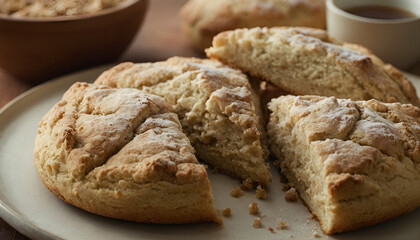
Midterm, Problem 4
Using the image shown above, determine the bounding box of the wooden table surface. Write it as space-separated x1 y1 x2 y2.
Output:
0 0 420 239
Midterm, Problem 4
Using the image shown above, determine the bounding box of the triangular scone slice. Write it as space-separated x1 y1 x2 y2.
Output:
268 95 420 234
206 27 420 107
34 82 220 223
95 57 271 185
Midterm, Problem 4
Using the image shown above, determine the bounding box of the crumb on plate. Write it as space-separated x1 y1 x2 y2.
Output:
276 219 287 230
285 187 298 202
256 185 266 199
230 187 244 198
248 201 259 215
222 208 231 217
253 217 262 228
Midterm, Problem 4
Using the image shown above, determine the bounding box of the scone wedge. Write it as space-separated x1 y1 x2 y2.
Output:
95 57 271 185
180 0 326 50
34 82 220 223
268 95 420 234
206 27 420 107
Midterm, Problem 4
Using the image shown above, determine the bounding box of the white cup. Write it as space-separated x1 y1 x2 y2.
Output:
326 0 420 69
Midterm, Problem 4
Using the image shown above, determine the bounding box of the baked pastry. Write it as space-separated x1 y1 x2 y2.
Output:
180 0 326 50
34 82 220 223
268 95 420 234
206 27 420 107
95 57 272 185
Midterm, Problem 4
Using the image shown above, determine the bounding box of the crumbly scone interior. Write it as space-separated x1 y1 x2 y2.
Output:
34 82 220 223
206 27 420 107
95 57 271 185
268 95 420 233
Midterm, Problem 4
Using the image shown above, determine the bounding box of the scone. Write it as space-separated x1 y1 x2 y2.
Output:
206 27 420 107
34 82 220 223
95 57 272 185
181 0 326 50
268 95 420 234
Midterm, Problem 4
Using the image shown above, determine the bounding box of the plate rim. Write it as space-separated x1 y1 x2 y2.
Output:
0 65 111 240
0 72 77 240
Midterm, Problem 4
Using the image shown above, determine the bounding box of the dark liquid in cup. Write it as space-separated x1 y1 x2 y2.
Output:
345 5 415 19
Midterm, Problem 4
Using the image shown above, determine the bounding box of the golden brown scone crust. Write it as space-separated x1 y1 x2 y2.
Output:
95 57 271 185
268 95 420 234
206 27 420 107
34 82 220 223
180 0 326 50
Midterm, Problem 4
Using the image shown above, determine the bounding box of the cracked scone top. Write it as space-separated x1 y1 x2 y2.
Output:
95 57 272 185
206 27 420 107
268 95 420 234
33 82 220 223
180 0 326 50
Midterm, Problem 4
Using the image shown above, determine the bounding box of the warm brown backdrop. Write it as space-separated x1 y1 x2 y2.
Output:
0 0 201 110
1 0 420 239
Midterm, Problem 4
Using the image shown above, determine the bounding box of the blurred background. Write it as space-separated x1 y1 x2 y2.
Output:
0 0 202 109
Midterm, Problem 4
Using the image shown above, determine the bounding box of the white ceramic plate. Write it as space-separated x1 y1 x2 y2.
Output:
0 66 420 240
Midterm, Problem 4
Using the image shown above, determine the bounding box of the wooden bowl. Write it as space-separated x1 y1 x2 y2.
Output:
0 0 149 83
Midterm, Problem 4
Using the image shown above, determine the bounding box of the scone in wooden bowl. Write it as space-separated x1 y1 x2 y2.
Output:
0 0 149 83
